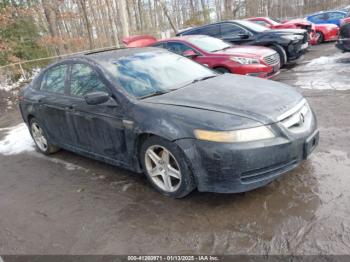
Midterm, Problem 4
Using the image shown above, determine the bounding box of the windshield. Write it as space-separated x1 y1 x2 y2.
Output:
186 36 232 52
237 20 269 32
102 51 216 98
269 18 282 24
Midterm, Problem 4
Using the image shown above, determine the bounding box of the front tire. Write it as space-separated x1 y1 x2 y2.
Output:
29 118 59 155
270 44 287 67
140 136 196 198
316 31 324 44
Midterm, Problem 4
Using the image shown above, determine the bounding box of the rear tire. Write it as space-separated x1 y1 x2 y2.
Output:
316 31 324 44
270 44 287 67
29 118 60 155
140 136 196 198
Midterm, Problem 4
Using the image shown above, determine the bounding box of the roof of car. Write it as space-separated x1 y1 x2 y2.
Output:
157 35 210 42
177 20 240 35
82 47 163 62
308 10 346 16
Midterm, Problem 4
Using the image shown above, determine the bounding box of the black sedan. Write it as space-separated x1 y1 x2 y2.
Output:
177 20 309 66
19 48 319 198
336 22 350 52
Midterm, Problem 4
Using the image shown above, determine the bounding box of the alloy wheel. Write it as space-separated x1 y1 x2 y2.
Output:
31 122 48 152
145 145 182 192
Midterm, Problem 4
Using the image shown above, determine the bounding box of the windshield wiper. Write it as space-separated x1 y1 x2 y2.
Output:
179 75 218 88
139 90 168 99
212 46 232 52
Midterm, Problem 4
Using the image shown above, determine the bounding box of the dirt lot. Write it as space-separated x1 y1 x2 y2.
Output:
0 43 350 255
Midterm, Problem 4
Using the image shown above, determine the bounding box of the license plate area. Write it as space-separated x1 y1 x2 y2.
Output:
304 130 319 159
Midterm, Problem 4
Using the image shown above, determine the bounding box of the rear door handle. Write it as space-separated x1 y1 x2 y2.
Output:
65 105 74 110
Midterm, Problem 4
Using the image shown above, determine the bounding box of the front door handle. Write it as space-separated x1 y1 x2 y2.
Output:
65 105 74 110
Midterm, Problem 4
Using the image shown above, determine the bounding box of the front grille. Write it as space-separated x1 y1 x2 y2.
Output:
278 99 312 133
263 53 280 65
241 159 298 183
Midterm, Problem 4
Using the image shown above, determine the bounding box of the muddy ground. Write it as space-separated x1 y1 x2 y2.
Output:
0 43 350 255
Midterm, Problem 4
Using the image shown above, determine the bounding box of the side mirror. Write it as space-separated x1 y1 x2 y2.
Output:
238 33 250 39
84 91 110 105
183 50 198 59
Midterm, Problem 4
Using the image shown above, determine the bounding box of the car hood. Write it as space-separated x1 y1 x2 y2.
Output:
143 74 303 124
284 19 311 27
213 45 276 57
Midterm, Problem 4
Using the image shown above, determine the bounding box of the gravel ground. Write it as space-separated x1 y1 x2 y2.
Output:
0 43 349 255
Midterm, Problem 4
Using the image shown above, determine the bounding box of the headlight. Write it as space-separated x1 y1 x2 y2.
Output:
282 35 302 41
230 57 260 64
194 126 275 143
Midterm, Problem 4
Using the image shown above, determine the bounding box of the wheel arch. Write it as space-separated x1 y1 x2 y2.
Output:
213 66 232 73
27 114 35 125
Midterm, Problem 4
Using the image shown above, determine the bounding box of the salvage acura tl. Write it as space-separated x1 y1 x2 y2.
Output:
19 48 319 198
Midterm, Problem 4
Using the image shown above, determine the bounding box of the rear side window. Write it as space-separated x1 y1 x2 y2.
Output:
310 14 325 21
329 12 346 19
152 42 166 49
183 24 221 37
253 20 269 27
166 42 194 55
40 64 68 94
69 63 109 97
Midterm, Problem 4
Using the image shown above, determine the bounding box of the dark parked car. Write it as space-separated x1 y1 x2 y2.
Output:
336 22 350 52
19 48 319 198
177 20 309 66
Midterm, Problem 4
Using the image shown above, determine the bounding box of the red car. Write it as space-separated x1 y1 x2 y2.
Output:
123 35 280 79
341 17 350 26
248 17 339 44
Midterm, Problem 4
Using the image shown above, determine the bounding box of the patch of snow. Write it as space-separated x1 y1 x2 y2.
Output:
33 152 90 172
0 123 35 155
0 67 41 92
306 56 338 66
294 53 350 90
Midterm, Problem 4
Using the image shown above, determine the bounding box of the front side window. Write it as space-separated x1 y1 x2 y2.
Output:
40 64 68 94
69 63 109 97
101 51 216 98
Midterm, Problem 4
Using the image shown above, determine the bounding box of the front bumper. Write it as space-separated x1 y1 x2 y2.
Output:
287 41 308 61
227 62 280 79
175 114 319 194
